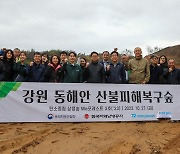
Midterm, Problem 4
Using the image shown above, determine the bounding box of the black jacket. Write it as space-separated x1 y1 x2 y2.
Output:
14 62 28 81
2 59 14 81
85 62 105 83
164 68 180 84
148 64 162 84
0 60 5 81
44 64 63 82
159 64 168 84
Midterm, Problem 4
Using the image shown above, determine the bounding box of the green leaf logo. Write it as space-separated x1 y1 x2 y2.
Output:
0 82 22 99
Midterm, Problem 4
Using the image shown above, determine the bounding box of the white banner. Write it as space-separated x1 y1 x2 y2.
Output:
0 82 179 122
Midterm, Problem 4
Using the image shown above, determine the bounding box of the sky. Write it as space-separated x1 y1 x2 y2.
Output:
0 0 180 56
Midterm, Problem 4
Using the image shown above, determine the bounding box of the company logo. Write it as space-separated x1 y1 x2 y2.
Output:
157 112 172 119
131 114 155 118
0 82 22 99
84 114 89 119
131 114 137 118
47 114 54 120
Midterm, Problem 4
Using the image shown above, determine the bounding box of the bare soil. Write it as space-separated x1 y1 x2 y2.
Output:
0 121 180 154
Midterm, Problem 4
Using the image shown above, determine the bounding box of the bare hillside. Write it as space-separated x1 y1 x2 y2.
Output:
154 45 180 67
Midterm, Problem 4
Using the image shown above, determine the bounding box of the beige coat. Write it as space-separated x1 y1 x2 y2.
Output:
128 57 150 84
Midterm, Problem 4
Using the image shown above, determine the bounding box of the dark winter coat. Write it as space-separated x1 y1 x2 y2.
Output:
44 64 63 82
13 62 28 81
80 66 87 82
85 62 105 83
148 64 162 84
0 60 5 81
26 63 45 82
163 68 180 84
2 59 14 81
159 63 168 84
106 62 126 84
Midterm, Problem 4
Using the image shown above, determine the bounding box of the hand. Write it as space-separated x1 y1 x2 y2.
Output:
142 81 146 84
64 58 68 63
44 57 48 62
160 60 163 64
29 62 34 66
169 68 173 72
16 57 20 63
106 65 110 71
86 62 89 68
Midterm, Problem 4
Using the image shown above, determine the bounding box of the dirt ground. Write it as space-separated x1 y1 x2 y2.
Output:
0 121 180 154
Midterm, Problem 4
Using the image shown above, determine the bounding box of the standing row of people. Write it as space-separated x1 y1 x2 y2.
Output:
0 47 179 84
126 47 180 84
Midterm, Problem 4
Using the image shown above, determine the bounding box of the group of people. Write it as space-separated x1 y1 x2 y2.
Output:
0 47 179 84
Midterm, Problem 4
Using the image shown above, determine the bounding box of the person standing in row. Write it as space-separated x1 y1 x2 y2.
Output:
100 51 110 71
14 51 28 82
2 49 14 81
148 55 162 84
164 59 180 84
41 53 49 68
106 51 126 84
0 50 5 81
121 54 129 83
13 48 20 62
60 51 68 66
62 52 82 83
85 51 105 83
44 55 63 82
158 55 168 84
80 57 87 83
26 52 45 82
127 47 150 84
100 51 110 82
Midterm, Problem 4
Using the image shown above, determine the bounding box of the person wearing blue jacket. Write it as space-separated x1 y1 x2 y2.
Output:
106 51 126 84
26 52 45 82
